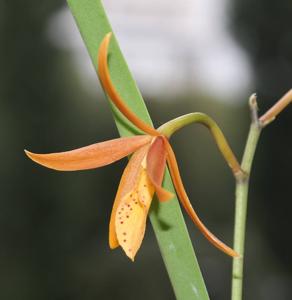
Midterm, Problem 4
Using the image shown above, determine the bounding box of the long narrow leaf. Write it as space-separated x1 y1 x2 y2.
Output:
67 1 209 299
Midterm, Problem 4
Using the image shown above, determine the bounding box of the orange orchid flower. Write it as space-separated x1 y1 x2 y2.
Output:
25 33 238 261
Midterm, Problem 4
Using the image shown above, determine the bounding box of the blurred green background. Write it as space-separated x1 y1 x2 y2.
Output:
0 0 292 299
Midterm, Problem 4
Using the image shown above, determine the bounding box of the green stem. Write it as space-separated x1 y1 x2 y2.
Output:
158 112 242 176
231 91 291 299
231 96 262 300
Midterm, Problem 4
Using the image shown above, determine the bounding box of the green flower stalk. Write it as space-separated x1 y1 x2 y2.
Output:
158 112 243 177
232 91 292 300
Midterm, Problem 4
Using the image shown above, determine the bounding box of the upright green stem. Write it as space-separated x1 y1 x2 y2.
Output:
231 96 262 300
231 91 291 299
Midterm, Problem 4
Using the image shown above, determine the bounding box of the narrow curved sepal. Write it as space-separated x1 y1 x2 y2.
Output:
163 137 239 258
25 135 151 171
97 33 160 137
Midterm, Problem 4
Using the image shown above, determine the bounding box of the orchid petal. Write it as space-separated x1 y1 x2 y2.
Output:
146 137 174 202
25 135 151 171
109 144 150 249
109 144 155 260
163 137 239 258
115 167 154 261
98 33 159 137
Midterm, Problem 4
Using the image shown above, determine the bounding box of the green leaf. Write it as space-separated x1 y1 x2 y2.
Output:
67 1 209 299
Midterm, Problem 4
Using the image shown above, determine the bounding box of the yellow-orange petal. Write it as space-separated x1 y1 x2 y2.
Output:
97 33 159 137
25 135 152 171
109 144 150 249
146 137 174 202
115 167 154 261
163 137 239 258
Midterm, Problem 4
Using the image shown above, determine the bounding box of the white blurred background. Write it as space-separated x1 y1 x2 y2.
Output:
48 0 252 101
